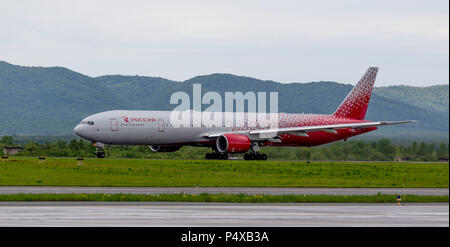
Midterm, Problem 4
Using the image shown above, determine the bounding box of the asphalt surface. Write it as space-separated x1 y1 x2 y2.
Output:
0 186 447 195
0 202 447 227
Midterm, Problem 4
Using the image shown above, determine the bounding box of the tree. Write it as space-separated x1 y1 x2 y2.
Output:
376 138 395 160
411 141 418 156
24 141 39 155
1 136 14 145
56 140 66 150
69 139 81 153
437 143 449 159
418 142 427 158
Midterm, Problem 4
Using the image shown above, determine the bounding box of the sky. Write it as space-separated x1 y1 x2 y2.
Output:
0 0 448 86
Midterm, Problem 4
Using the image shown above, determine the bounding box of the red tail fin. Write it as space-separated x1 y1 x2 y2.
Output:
333 67 378 120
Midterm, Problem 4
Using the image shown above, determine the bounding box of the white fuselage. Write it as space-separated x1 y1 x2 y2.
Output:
74 110 231 145
73 109 372 148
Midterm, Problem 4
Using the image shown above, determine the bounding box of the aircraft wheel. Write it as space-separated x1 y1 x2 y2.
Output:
244 153 250 160
249 153 256 160
96 152 105 158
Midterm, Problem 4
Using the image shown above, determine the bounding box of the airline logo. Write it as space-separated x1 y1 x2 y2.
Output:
122 116 156 123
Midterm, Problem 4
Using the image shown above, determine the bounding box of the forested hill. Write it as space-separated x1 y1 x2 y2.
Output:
1 61 448 142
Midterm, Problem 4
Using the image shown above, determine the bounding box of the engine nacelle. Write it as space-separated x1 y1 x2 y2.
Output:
216 134 251 153
149 145 182 152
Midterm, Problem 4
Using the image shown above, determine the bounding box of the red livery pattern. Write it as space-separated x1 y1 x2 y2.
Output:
333 67 378 120
268 115 377 147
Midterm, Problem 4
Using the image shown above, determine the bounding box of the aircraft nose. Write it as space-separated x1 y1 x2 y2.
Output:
74 123 96 141
74 124 82 136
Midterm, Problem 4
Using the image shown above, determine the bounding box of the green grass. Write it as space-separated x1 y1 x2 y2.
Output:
0 157 448 187
0 193 447 203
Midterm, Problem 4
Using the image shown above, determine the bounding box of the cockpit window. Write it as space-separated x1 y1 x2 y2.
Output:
81 121 94 125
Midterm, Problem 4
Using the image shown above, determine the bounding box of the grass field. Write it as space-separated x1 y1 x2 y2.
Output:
0 157 448 187
0 193 447 203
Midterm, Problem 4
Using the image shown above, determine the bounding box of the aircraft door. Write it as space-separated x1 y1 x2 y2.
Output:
158 119 165 132
110 119 119 131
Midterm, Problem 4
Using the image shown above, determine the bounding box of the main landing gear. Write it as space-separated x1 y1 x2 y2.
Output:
205 152 229 160
243 142 268 160
204 142 269 161
244 153 267 160
205 152 268 160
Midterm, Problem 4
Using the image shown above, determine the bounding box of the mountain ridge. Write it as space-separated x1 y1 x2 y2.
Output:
0 61 448 142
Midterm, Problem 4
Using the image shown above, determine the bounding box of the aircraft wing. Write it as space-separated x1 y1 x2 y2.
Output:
203 120 417 139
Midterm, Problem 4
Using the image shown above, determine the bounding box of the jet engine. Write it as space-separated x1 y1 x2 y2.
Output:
216 134 251 153
149 145 182 152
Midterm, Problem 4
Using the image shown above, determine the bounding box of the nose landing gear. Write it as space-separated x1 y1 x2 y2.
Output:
93 142 106 158
96 151 106 158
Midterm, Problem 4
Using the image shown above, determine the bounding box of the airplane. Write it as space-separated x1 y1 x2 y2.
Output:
74 67 416 159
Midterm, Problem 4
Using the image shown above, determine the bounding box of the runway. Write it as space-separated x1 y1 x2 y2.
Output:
0 186 447 195
0 202 447 227
1 187 446 227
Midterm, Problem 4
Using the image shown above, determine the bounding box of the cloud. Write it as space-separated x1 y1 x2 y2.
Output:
0 0 448 86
